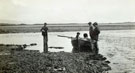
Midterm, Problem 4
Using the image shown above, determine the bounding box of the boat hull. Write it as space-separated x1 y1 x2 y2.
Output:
71 38 92 53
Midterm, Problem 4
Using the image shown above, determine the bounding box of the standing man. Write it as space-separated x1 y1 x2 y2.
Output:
88 22 94 52
41 23 48 53
88 22 93 39
92 22 100 54
88 22 100 54
76 32 80 51
72 32 80 53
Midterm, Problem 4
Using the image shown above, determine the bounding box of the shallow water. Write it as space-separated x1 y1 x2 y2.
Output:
0 30 135 73
0 31 90 52
0 30 135 52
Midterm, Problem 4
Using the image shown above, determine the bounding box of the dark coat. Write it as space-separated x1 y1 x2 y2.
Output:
90 27 100 41
89 26 94 39
41 26 48 36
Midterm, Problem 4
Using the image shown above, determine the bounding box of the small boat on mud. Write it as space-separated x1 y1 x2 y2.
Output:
71 38 92 53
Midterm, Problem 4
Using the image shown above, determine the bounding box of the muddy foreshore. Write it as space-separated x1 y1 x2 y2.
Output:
0 44 111 73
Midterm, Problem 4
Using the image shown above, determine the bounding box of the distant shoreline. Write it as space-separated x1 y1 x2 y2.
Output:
0 23 135 33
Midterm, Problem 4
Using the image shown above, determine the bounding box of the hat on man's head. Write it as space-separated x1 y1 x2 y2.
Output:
77 32 80 34
44 23 47 25
88 22 92 24
93 22 98 26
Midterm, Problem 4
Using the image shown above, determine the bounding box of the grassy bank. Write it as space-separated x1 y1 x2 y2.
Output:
0 45 111 73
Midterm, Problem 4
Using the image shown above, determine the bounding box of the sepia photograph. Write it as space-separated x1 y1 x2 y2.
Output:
0 0 135 73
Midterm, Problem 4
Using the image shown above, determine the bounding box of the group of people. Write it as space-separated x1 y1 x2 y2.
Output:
88 22 100 54
75 22 100 54
41 22 100 54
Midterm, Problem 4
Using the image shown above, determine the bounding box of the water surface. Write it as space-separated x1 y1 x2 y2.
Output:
0 30 135 52
0 30 135 73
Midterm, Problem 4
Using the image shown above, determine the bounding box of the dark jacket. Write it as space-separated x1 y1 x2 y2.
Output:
41 26 48 36
89 26 93 39
91 27 100 41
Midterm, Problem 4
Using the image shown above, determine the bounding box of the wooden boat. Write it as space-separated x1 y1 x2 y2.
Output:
57 35 92 53
71 38 92 53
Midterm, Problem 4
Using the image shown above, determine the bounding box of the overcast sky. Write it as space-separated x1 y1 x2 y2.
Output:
0 0 135 24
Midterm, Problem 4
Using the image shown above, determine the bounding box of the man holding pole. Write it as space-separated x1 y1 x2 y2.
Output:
41 23 48 53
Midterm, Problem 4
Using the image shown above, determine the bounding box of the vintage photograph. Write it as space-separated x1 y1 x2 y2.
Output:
0 0 135 73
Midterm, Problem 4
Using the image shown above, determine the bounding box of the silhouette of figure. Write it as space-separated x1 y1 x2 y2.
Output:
91 22 100 54
80 33 92 52
41 23 48 53
88 22 93 39
72 32 81 53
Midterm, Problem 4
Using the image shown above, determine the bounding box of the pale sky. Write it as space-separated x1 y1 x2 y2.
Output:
0 0 135 24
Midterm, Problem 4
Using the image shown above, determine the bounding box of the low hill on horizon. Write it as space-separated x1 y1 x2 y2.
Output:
0 22 135 33
0 22 135 26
